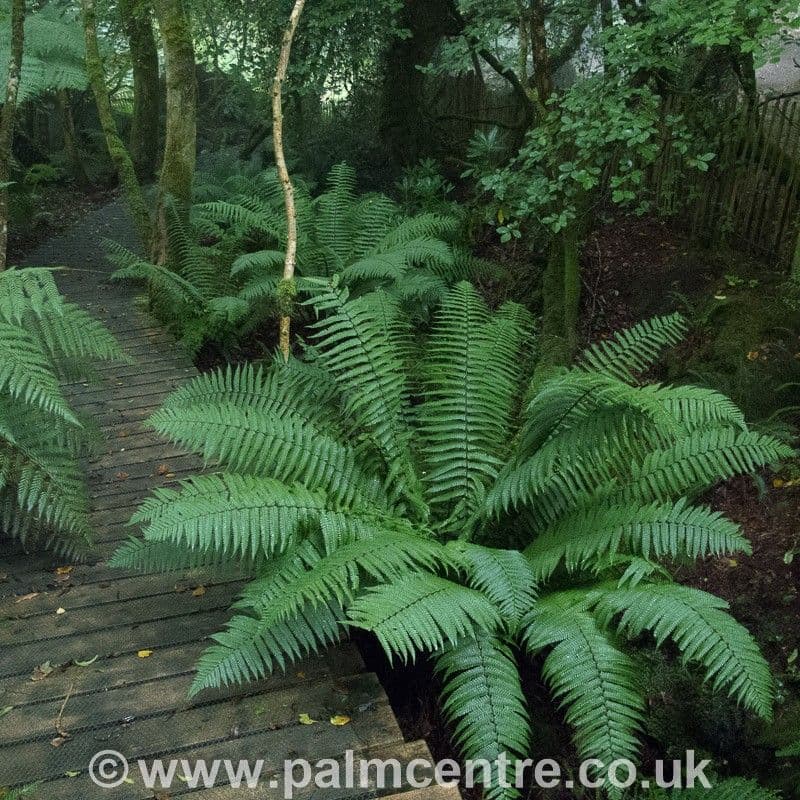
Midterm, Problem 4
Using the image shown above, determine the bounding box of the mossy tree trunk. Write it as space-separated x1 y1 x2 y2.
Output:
273 0 307 361
56 89 90 188
538 224 581 371
0 0 25 271
121 0 160 181
81 0 153 251
152 0 197 263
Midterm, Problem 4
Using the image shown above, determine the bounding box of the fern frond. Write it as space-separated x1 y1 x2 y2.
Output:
612 428 793 504
0 323 77 422
523 591 646 766
524 500 750 582
577 313 687 382
436 636 530 800
419 283 529 525
0 267 64 323
450 542 537 630
592 582 774 719
131 474 329 560
191 599 343 694
307 286 414 477
348 574 502 663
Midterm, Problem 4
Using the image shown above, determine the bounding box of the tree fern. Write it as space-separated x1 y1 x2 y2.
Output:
117 283 788 797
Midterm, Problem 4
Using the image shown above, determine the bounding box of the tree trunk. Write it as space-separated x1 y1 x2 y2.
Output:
81 0 153 251
538 225 582 371
0 0 25 271
530 0 552 106
380 0 457 170
273 0 307 361
121 0 160 181
56 89 90 188
152 0 197 262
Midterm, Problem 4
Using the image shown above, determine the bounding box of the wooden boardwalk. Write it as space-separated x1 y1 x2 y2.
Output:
0 203 457 799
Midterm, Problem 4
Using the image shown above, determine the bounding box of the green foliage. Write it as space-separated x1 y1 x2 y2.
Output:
106 203 248 354
111 163 491 350
0 268 123 556
197 162 494 317
115 284 791 798
0 6 86 102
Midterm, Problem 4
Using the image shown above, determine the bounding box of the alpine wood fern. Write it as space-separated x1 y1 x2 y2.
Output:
112 282 791 798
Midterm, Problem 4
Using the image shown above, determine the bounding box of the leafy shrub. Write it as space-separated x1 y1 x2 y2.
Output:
112 284 791 798
0 268 123 556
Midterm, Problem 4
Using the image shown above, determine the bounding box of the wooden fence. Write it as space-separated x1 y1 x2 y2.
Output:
651 93 800 269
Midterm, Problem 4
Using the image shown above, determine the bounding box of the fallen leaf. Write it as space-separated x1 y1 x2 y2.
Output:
51 735 69 748
191 586 206 597
31 661 56 681
298 713 317 725
296 671 306 680
727 558 738 567
15 592 39 603
56 607 66 615
747 350 759 361
115 471 130 481
330 715 351 726
55 566 73 576
137 649 154 659
74 655 100 667
64 770 80 778
773 478 785 488
156 464 171 476
713 293 727 300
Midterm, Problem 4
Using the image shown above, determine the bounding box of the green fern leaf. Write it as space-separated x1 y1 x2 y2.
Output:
348 574 502 663
592 582 773 719
436 636 530 800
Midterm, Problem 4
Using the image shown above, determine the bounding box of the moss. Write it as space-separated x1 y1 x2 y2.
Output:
276 277 297 319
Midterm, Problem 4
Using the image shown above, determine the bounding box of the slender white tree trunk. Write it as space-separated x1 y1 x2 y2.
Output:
273 0 307 360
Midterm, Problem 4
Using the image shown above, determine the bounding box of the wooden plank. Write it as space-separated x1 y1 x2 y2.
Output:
0 651 365 749
0 642 362 709
0 607 234 678
0 572 239 619
1 581 237 643
7 690 404 799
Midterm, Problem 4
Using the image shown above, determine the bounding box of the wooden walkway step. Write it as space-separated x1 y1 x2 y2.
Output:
0 201 460 799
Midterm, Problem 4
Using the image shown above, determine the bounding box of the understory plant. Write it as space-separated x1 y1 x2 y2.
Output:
107 163 489 353
113 283 791 798
0 268 123 555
